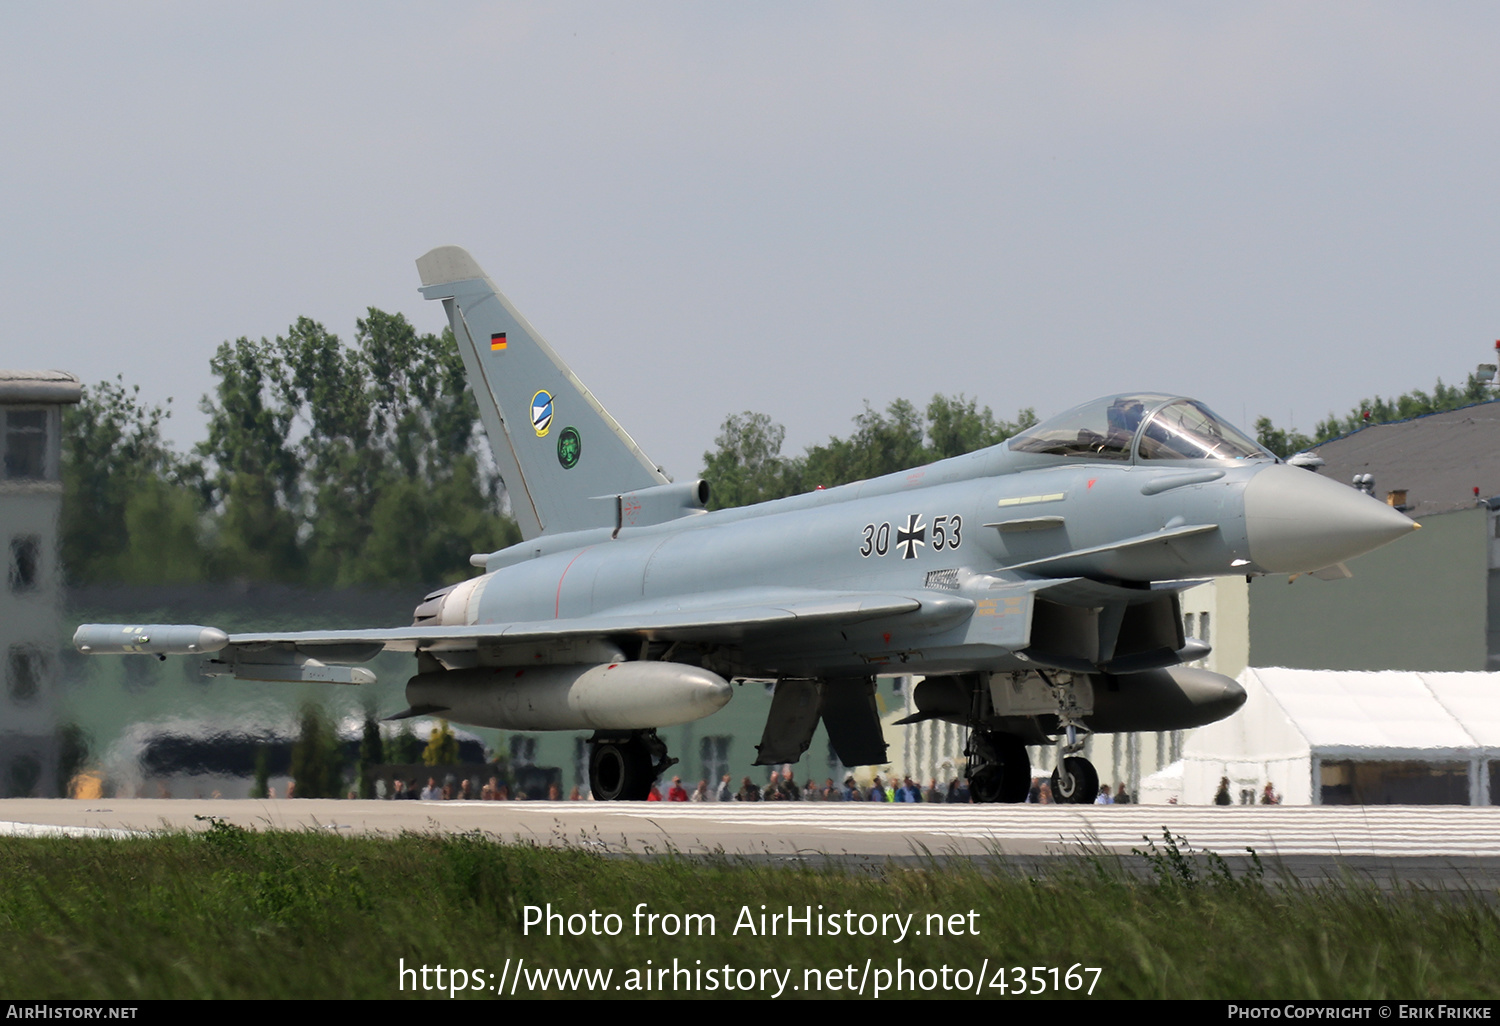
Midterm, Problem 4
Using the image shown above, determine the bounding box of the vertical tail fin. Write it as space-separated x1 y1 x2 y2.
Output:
417 247 669 539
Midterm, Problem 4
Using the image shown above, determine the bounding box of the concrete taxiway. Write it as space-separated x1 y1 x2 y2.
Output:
1 799 1498 887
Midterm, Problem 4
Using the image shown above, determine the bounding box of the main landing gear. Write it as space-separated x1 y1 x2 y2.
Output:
964 670 1101 804
965 730 1031 804
588 730 676 801
965 732 1101 804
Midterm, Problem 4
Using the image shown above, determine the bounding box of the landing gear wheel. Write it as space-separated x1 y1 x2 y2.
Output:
1050 756 1099 805
589 737 654 801
965 731 1032 804
996 734 1031 804
969 767 1004 804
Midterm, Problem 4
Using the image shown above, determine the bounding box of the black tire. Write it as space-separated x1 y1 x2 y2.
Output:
589 739 654 801
969 767 1004 804
997 734 1031 804
1049 757 1099 805
967 732 1032 803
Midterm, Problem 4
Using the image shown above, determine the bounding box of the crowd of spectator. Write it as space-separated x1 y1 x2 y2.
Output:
382 774 575 802
370 767 1151 804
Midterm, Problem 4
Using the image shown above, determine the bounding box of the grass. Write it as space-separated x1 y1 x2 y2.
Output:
0 821 1495 999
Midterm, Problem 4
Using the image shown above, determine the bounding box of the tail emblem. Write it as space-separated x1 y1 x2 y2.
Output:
531 390 554 436
557 427 582 469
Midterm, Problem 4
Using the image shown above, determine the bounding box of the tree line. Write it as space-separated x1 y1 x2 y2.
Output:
64 309 1494 586
712 372 1500 502
63 314 1044 586
700 396 1038 510
244 705 458 800
63 311 518 587
1253 372 1494 457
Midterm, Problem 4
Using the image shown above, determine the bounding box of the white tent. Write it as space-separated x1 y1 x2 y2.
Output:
1181 668 1498 805
1138 758 1184 806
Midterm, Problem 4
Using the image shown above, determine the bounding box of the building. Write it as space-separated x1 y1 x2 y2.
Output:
1248 400 1500 671
0 371 81 796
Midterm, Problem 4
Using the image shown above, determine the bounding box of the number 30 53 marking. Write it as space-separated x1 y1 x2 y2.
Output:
859 514 962 557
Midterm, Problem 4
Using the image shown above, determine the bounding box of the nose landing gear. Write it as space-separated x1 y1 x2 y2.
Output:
1049 756 1100 804
1041 670 1099 804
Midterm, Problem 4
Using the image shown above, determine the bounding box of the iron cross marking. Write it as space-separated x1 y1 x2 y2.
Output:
896 514 927 559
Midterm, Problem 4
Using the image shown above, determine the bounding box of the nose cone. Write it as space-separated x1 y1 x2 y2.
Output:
1244 464 1417 573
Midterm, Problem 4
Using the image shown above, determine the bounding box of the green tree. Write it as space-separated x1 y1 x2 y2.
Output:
802 398 927 487
289 703 344 798
61 378 208 584
197 336 303 581
338 311 513 585
701 394 1038 509
925 394 1036 460
701 412 795 511
66 310 518 588
1312 373 1493 441
1254 417 1315 459
422 720 458 767
1254 372 1494 456
274 317 376 585
250 746 270 800
387 723 421 765
357 711 383 800
186 311 517 587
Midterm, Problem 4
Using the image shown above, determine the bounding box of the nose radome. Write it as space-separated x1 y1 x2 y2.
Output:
1244 463 1417 573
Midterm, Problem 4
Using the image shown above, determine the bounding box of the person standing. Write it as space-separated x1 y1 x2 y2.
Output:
765 770 785 801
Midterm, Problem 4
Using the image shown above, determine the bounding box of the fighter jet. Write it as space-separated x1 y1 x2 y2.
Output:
74 247 1418 803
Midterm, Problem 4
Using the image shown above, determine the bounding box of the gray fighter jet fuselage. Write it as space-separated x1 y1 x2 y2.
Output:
449 438 1394 680
75 248 1417 804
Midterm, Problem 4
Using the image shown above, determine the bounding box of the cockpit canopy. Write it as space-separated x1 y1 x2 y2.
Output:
1007 393 1272 463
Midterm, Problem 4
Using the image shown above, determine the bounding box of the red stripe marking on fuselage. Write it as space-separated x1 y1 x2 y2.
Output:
555 547 594 618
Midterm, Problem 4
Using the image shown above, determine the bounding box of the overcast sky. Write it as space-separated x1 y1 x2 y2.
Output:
3 3 1498 481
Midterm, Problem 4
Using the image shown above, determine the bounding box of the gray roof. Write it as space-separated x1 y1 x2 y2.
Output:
0 370 80 405
1310 400 1500 517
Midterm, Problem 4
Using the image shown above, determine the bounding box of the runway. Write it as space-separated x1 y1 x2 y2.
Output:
2 799 1498 884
